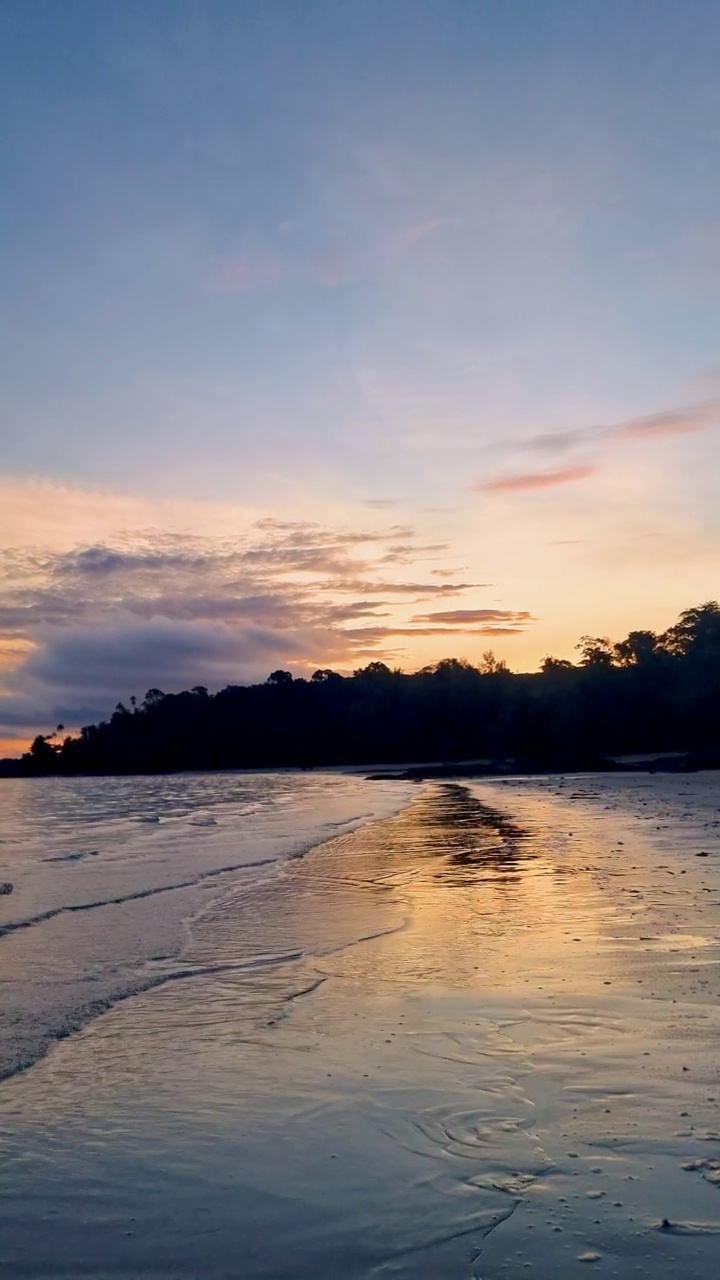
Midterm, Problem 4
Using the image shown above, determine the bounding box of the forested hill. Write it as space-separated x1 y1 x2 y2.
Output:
3 602 720 777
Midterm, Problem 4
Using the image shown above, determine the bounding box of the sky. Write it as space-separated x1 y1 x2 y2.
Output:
1 0 720 753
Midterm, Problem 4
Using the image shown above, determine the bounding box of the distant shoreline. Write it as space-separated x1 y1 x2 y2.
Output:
2 748 719 782
366 749 720 781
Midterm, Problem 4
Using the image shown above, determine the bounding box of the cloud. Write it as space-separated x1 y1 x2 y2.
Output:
2 618 338 736
54 545 214 576
379 543 450 564
0 476 270 551
508 398 720 460
344 623 531 640
328 579 483 597
0 515 511 743
411 609 532 626
475 464 596 494
393 218 451 249
361 498 403 509
611 401 720 441
475 393 719 495
0 523 473 635
23 619 305 697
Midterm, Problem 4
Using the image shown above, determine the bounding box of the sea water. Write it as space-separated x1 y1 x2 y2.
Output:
0 770 414 1082
2 771 720 1278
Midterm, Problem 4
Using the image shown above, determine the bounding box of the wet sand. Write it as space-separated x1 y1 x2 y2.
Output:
1 773 720 1278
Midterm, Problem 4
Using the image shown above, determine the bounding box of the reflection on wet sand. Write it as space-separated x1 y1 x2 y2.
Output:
1 777 720 1279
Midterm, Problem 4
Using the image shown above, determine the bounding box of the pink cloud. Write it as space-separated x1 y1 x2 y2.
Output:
210 252 285 291
474 464 597 494
611 400 720 441
393 218 451 250
210 249 353 292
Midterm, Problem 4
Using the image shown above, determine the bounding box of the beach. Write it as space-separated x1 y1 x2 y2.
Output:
1 771 720 1278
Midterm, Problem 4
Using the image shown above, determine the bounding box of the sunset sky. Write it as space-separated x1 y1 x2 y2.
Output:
2 1 719 753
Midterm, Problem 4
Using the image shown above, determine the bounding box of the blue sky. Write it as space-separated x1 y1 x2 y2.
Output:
1 1 719 748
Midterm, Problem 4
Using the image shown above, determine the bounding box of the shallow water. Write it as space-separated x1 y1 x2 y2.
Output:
1 772 720 1278
0 770 414 1081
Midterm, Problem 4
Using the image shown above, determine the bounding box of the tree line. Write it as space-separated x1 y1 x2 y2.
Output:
2 601 719 777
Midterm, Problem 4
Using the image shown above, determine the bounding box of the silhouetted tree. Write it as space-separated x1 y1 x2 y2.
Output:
614 630 660 667
27 735 59 773
661 601 720 659
480 650 509 675
576 636 616 667
541 656 574 673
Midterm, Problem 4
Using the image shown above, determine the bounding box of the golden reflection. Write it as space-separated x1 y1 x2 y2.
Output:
286 782 610 999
